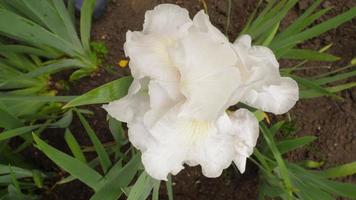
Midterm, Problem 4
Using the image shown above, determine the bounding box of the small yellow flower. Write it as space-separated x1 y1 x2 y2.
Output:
118 59 128 68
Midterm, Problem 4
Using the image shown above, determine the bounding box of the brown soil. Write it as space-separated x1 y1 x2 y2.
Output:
32 0 356 199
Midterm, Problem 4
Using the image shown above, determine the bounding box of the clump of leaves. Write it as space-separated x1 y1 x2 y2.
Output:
255 122 356 200
0 0 100 80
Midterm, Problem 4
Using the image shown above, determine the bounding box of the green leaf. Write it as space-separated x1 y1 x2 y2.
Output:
0 44 59 58
0 7 80 56
108 117 126 145
7 184 23 200
51 110 73 128
67 0 75 24
152 180 161 200
64 128 87 163
320 179 356 198
0 164 33 177
260 123 294 197
0 95 76 102
318 162 356 178
127 172 157 200
0 125 41 141
90 155 141 200
239 0 263 36
274 3 329 41
77 111 111 173
270 121 285 137
281 49 340 62
22 59 85 78
271 7 356 50
290 75 341 99
0 105 22 129
253 110 265 122
250 0 298 40
51 0 82 48
32 170 44 188
261 22 279 46
80 0 96 53
33 133 103 190
277 136 317 154
313 70 356 85
300 82 356 99
166 174 174 200
64 76 133 108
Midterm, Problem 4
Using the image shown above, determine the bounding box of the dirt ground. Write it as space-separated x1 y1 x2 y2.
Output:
35 0 356 199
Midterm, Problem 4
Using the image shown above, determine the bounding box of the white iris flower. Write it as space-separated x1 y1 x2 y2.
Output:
104 4 298 180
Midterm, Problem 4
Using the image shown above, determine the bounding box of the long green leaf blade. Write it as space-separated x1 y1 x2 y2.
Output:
33 133 103 190
76 111 111 173
80 0 96 53
64 76 133 108
90 155 140 200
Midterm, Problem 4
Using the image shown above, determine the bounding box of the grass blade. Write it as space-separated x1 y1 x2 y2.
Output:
281 49 340 62
260 123 294 197
90 155 140 200
64 128 87 163
33 133 103 190
0 125 41 141
0 95 76 102
313 70 356 85
127 171 157 200
76 111 111 173
80 0 96 53
166 174 174 200
272 7 356 50
64 76 132 108
290 75 341 99
300 82 356 99
277 136 317 154
318 162 356 178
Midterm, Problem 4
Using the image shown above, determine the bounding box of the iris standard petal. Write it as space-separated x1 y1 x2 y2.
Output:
171 26 240 121
143 4 192 37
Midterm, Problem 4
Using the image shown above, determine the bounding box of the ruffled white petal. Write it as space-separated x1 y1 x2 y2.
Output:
229 109 259 173
141 142 186 180
142 105 189 180
191 10 227 43
127 119 154 151
143 4 192 37
241 77 299 114
187 114 235 177
103 78 149 123
232 35 299 114
124 31 179 81
233 34 251 49
171 26 240 121
142 106 237 179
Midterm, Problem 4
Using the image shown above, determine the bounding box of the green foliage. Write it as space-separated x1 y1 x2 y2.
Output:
0 164 46 199
64 76 133 108
0 0 355 199
91 41 109 65
255 122 356 200
32 111 160 200
0 0 99 80
240 0 356 98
